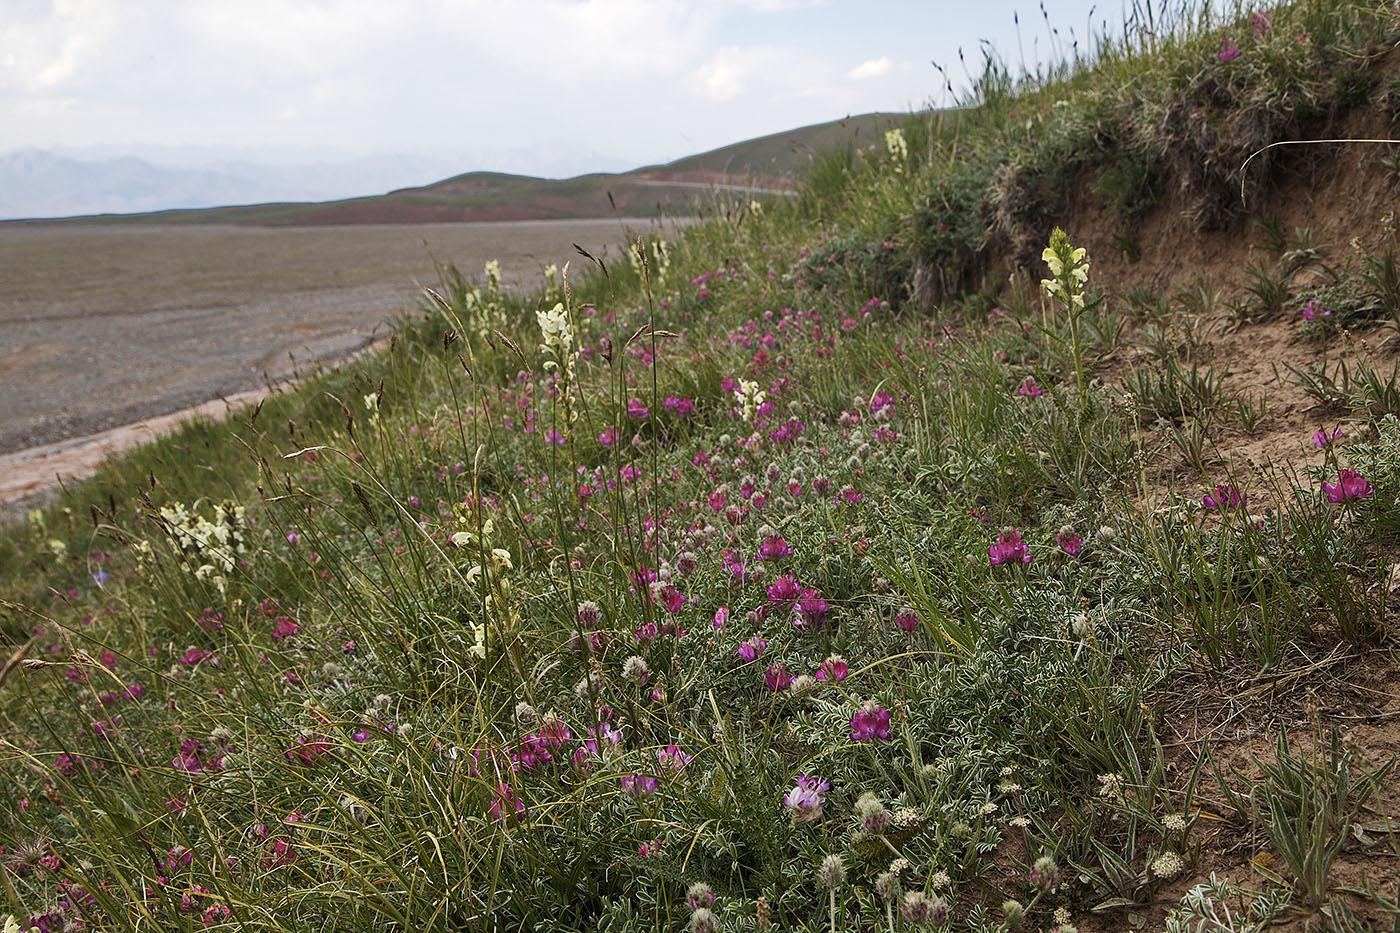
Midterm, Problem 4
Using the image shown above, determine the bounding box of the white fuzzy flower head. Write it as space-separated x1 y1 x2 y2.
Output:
688 907 717 933
1151 850 1184 879
622 655 649 685
855 791 891 835
1097 772 1125 799
818 853 846 888
1163 813 1189 832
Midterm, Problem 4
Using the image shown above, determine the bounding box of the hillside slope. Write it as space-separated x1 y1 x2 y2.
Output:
6 5 1400 933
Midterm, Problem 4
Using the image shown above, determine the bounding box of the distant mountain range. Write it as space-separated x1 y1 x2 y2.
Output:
0 147 635 221
2 113 908 224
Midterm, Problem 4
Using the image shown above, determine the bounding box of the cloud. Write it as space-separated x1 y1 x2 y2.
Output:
0 0 932 175
699 47 748 100
847 57 892 80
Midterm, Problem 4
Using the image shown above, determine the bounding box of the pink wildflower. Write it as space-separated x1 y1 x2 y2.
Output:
737 636 767 662
988 528 1032 566
621 773 658 799
1313 427 1343 449
767 573 801 604
794 587 829 631
783 774 829 823
893 608 920 632
850 701 892 741
758 534 793 561
1056 528 1083 556
1202 483 1246 511
816 655 849 682
1324 468 1373 504
490 783 525 823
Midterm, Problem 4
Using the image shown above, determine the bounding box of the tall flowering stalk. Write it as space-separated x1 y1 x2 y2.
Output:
537 300 579 426
1040 227 1091 411
884 128 908 172
736 379 767 425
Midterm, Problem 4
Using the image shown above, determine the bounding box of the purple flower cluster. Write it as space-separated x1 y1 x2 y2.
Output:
783 774 829 823
850 701 892 741
1202 482 1245 511
989 528 1032 566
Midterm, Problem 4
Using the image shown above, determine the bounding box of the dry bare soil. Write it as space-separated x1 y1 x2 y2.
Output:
0 218 661 455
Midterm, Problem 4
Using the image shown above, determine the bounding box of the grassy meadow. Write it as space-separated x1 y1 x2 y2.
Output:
5 2 1400 931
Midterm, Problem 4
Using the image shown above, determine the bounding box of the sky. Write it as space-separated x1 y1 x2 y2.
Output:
4 0 1112 177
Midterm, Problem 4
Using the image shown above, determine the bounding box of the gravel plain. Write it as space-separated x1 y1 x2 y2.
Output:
0 218 657 455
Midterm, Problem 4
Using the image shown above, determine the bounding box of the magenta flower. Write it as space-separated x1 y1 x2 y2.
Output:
621 774 658 799
660 585 687 614
794 587 830 631
1324 468 1373 504
722 549 748 585
538 719 572 749
489 783 525 823
581 721 623 760
513 735 552 770
656 745 693 773
285 735 331 766
1202 482 1245 511
713 606 729 629
1018 376 1044 398
816 655 849 682
988 528 1032 566
1055 529 1083 556
1313 427 1343 449
893 608 920 632
764 662 793 692
1217 38 1241 61
627 398 650 420
783 774 829 823
758 534 794 561
1252 10 1272 35
737 636 767 662
850 701 892 741
664 396 695 417
767 573 801 604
